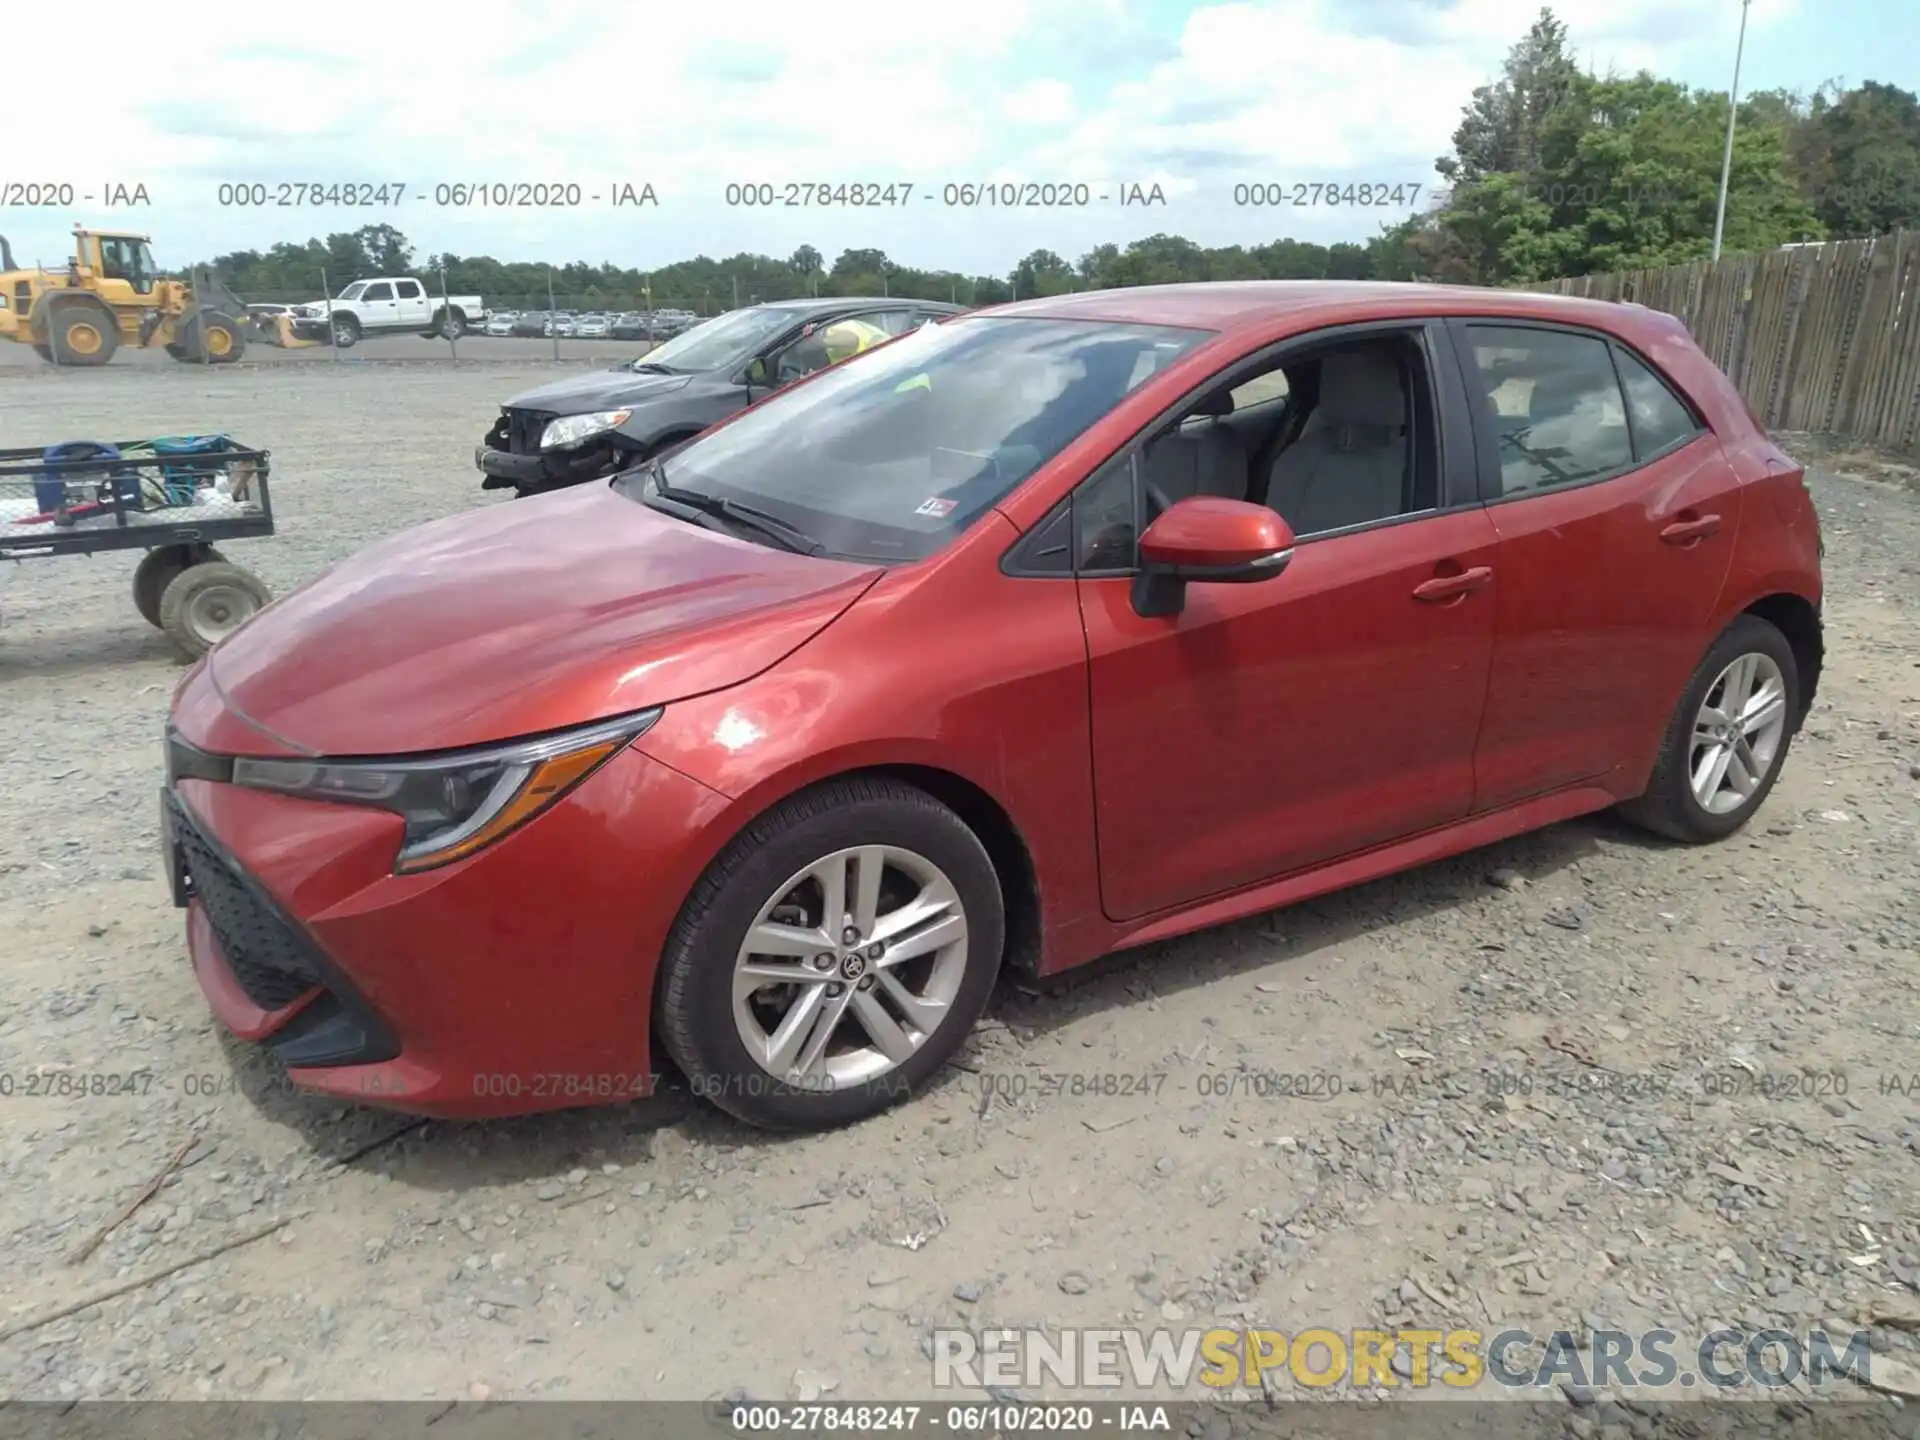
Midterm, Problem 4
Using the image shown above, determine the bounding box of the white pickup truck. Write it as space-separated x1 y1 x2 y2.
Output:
294 277 487 347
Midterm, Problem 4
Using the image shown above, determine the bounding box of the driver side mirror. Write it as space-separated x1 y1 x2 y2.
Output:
1131 497 1295 618
742 356 771 388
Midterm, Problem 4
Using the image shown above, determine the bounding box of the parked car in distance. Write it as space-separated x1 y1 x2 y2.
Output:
485 312 516 337
512 310 549 338
547 315 576 338
576 313 612 339
165 281 1823 1133
476 297 963 496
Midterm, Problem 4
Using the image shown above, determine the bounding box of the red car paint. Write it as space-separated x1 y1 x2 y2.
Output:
165 282 1823 1118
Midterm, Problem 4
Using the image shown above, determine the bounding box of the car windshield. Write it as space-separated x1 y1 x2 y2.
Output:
617 315 1211 563
630 306 798 372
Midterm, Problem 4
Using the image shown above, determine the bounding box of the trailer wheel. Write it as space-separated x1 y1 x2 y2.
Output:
133 545 224 627
159 561 271 658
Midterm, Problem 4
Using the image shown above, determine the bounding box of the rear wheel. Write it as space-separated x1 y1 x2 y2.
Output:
434 308 465 340
656 778 1003 1130
133 545 222 627
159 561 271 658
1618 614 1799 843
47 307 119 366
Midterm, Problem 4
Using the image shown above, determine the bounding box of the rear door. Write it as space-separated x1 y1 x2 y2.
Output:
393 279 431 327
1449 319 1741 810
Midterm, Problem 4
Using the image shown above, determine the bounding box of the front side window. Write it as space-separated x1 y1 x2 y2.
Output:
619 316 1211 563
1463 326 1632 496
362 282 394 301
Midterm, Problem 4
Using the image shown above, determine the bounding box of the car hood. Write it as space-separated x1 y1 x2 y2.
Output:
206 483 881 756
502 368 695 413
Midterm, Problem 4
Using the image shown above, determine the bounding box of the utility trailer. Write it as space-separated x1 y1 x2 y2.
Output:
0 438 276 658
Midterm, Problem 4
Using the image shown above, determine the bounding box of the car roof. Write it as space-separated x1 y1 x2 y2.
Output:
978 281 1665 339
753 297 965 316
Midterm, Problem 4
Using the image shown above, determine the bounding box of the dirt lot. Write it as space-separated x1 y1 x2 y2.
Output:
0 363 1916 1409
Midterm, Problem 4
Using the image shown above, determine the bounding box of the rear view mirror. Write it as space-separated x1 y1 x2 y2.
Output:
1132 497 1295 618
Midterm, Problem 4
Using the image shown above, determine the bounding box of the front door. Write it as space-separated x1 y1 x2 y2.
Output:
1077 325 1501 922
1450 321 1743 810
358 280 398 329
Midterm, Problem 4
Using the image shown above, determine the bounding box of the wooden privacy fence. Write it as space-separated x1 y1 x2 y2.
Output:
1533 231 1920 454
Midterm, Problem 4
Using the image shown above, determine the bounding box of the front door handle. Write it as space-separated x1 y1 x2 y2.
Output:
1660 513 1723 545
1412 566 1493 602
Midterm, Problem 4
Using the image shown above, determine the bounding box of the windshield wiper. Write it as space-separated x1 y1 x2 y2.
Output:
630 360 678 373
647 471 823 556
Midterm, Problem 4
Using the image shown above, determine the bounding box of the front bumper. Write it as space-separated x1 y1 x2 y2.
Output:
474 440 625 491
162 733 732 1119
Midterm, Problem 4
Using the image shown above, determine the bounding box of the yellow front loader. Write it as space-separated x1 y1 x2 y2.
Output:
0 227 264 366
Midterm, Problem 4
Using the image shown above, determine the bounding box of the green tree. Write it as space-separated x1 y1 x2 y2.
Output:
1792 81 1920 236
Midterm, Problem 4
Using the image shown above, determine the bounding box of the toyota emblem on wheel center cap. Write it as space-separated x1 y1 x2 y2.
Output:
840 953 867 980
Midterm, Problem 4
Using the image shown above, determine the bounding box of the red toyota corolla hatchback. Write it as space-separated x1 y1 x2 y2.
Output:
162 282 1823 1130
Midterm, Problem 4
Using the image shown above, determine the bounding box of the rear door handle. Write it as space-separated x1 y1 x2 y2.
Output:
1660 513 1722 544
1412 566 1493 602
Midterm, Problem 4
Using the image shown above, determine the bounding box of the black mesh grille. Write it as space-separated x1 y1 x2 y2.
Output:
168 793 323 1011
505 409 556 454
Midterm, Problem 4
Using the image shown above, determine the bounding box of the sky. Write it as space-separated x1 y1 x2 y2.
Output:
4 0 1912 284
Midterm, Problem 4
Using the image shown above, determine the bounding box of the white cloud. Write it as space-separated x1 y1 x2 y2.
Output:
8 0 1804 278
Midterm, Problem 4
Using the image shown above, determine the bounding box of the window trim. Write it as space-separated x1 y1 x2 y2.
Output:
1445 317 1713 507
1000 317 1476 580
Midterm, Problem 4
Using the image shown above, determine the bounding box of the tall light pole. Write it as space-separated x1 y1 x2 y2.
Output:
1710 0 1753 262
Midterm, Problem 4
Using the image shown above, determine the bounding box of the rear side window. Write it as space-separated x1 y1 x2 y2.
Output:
1463 326 1632 497
1613 348 1703 460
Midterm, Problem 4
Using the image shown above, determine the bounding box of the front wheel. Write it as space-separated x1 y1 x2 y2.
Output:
1618 614 1800 843
656 778 1004 1130
331 314 361 348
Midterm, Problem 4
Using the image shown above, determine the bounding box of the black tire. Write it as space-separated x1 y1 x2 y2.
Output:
32 343 54 362
133 545 220 628
174 311 245 364
434 308 466 340
1618 614 1800 844
331 313 361 348
656 777 1005 1131
158 562 272 659
47 306 119 366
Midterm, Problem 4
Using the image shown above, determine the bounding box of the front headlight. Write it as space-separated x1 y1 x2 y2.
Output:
541 409 632 450
230 708 661 873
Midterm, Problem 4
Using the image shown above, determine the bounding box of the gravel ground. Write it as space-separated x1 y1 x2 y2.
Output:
0 366 1916 1413
0 334 645 370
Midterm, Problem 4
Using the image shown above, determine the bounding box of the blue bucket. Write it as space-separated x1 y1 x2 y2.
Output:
38 441 123 513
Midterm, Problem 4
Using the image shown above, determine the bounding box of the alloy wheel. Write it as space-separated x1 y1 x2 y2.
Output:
1689 651 1788 814
732 845 969 1089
